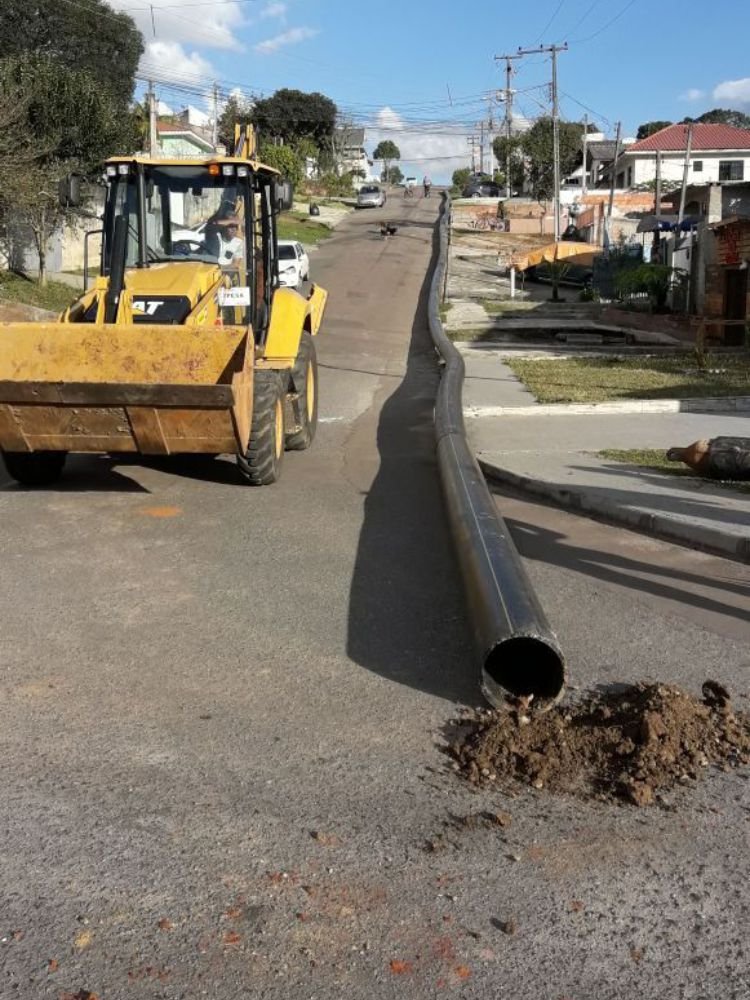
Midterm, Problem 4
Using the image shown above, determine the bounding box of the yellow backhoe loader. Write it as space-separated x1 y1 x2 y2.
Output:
0 127 327 486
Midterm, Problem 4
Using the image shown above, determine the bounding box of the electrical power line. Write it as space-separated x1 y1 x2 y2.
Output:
569 0 639 42
531 0 565 44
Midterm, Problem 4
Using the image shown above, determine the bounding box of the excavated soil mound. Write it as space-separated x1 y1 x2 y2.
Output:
449 682 750 806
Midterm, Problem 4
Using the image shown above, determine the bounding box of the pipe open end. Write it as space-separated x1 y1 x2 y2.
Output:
483 636 565 709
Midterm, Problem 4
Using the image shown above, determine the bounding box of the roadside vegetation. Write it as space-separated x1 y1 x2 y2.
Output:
506 354 750 403
277 213 332 245
599 448 750 494
0 271 77 313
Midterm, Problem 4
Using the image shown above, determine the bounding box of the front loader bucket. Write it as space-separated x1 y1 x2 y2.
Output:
0 323 253 457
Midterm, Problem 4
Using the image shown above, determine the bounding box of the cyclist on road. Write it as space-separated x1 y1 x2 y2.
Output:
423 175 432 198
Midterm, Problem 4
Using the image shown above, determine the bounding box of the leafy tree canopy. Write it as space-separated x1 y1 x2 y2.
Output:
683 107 750 129
218 94 255 151
373 140 401 161
252 89 337 148
257 142 303 186
520 118 584 199
451 167 471 190
382 164 403 184
635 120 673 140
0 55 139 169
0 0 142 108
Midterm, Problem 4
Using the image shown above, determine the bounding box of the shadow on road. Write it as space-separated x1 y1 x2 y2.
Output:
1 453 246 492
346 224 476 704
505 514 750 623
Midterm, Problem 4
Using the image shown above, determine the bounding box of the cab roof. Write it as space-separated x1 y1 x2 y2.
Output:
104 155 280 175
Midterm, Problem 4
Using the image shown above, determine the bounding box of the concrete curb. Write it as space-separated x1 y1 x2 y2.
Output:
466 396 750 418
478 456 750 564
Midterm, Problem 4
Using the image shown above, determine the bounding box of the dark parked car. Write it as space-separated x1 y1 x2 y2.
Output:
526 261 594 288
462 180 501 198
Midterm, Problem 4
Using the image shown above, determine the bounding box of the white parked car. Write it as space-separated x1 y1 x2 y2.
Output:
170 221 207 245
277 240 310 288
357 184 386 208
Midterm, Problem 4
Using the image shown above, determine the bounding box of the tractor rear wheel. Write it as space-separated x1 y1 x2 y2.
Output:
285 332 318 451
237 371 285 485
2 450 67 487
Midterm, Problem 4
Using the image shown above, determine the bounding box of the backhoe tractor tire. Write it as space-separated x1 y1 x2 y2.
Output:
2 450 67 487
237 371 286 485
285 331 318 451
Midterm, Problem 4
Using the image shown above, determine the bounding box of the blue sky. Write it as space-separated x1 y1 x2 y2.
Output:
111 0 750 182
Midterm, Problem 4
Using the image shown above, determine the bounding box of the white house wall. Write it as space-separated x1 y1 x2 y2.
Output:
628 152 750 187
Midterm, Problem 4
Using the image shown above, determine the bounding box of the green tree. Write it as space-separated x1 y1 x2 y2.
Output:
291 136 320 179
372 140 400 182
636 120 673 140
492 135 525 192
616 264 685 311
0 56 138 285
451 167 471 192
684 108 750 129
520 118 584 199
0 0 142 108
218 94 255 150
252 89 337 149
0 55 138 168
382 164 403 184
258 142 303 187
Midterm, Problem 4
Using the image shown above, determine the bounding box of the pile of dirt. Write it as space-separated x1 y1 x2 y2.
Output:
448 682 750 806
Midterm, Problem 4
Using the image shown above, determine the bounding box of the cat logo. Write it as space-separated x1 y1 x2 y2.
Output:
132 300 164 316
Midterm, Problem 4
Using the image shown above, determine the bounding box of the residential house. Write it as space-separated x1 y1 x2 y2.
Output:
666 181 750 343
607 123 750 190
662 181 750 222
333 127 371 181
574 133 635 190
156 120 216 158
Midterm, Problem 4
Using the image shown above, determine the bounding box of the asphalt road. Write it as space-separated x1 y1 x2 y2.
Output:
1 194 749 1000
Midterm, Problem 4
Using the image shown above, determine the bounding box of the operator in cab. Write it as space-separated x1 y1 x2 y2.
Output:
216 216 244 266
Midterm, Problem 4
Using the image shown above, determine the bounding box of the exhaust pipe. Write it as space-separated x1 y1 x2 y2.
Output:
429 195 566 708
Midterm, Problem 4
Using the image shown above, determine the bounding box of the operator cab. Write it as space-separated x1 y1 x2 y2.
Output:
100 158 290 338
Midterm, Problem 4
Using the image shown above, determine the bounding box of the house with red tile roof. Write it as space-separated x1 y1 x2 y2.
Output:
608 123 750 190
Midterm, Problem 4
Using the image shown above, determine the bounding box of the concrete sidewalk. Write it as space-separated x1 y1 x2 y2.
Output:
460 344 750 561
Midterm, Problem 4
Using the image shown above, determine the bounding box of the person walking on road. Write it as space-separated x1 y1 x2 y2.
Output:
423 175 432 198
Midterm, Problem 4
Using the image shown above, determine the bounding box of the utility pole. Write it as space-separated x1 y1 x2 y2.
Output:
606 120 622 247
211 81 219 149
677 122 694 226
147 80 158 157
494 54 523 198
467 136 479 174
478 121 485 176
655 150 662 218
581 113 588 197
653 149 663 263
507 44 568 239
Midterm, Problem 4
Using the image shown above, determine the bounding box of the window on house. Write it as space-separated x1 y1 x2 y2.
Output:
693 160 703 172
719 160 744 181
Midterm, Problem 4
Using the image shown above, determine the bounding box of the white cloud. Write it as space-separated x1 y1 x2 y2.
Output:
260 2 287 19
254 26 319 54
141 40 216 84
713 77 750 108
679 88 705 101
108 0 245 51
367 107 469 183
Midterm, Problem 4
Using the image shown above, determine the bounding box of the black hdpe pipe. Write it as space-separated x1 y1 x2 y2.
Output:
428 194 566 708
